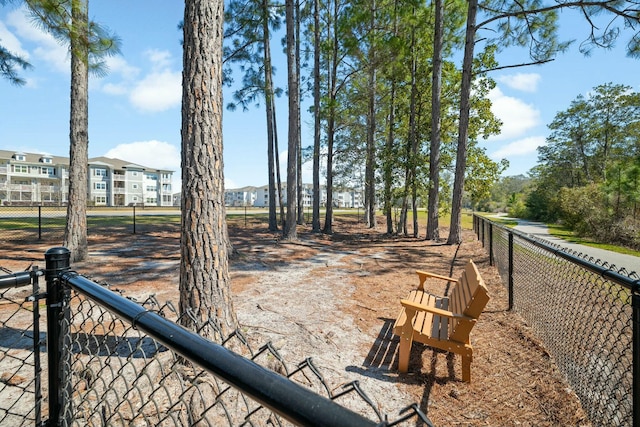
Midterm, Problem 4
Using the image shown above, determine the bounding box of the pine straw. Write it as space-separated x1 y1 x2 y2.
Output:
2 215 591 426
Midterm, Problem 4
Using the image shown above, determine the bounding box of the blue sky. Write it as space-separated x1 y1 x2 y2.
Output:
0 2 638 190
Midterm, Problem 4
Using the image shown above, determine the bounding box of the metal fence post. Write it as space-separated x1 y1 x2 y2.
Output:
44 247 72 426
633 289 639 427
488 223 494 266
38 206 42 240
31 266 43 426
508 232 514 311
133 205 137 234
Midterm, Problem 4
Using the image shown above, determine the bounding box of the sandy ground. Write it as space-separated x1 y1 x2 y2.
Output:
1 216 591 426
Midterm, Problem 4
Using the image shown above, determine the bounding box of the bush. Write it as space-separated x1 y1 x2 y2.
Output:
558 185 606 232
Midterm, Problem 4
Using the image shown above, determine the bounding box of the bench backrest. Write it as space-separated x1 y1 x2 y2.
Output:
449 260 490 343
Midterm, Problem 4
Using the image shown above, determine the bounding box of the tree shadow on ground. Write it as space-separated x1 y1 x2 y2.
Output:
346 317 458 425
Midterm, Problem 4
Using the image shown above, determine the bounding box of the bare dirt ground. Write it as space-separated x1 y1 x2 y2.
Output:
2 216 591 426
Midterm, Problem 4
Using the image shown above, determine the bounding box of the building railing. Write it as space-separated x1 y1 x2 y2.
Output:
474 214 639 427
0 248 432 427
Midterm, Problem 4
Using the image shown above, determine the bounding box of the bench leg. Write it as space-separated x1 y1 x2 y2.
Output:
398 335 413 373
461 355 471 382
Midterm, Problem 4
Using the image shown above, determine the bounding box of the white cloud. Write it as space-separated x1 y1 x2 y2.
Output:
129 70 181 112
490 136 547 159
488 87 541 140
145 49 173 70
123 50 180 113
104 140 180 172
0 20 29 59
7 6 69 73
126 49 180 112
497 73 541 92
105 55 140 81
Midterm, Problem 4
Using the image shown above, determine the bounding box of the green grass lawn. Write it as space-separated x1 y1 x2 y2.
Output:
546 223 640 257
0 208 475 232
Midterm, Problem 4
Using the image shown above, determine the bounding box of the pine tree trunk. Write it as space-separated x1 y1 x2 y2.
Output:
273 106 285 227
323 0 339 235
364 0 377 229
427 0 443 241
384 79 396 235
283 0 298 240
262 0 278 231
296 0 304 225
312 0 321 232
180 0 238 339
447 0 477 245
64 0 89 263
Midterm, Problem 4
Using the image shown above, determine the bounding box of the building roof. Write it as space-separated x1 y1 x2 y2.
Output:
0 150 173 173
0 149 68 165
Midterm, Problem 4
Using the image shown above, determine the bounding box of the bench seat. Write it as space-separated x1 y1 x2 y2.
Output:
393 260 489 382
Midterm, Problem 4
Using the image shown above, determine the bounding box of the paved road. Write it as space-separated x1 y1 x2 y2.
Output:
512 219 639 276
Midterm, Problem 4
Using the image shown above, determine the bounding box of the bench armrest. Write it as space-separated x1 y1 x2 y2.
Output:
400 299 474 321
415 270 458 291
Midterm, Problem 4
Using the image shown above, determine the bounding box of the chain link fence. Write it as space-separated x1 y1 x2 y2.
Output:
475 215 638 427
0 206 183 241
0 267 45 426
0 249 431 427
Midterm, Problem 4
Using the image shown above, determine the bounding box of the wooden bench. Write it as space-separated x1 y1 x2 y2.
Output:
393 260 489 382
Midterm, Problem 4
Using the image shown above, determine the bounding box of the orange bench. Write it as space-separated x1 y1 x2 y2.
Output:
393 260 489 382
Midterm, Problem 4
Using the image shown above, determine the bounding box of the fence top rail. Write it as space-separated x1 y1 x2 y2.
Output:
475 214 640 293
0 270 37 290
59 271 384 427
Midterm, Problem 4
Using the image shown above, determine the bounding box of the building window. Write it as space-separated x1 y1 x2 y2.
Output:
145 197 157 204
94 168 107 177
145 173 157 180
146 185 156 192
41 167 55 175
40 157 52 164
132 184 139 190
12 165 28 173
13 154 26 161
132 171 138 177
95 182 107 190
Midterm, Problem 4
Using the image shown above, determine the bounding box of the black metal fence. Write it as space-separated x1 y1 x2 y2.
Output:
474 215 639 427
0 248 431 427
0 205 182 240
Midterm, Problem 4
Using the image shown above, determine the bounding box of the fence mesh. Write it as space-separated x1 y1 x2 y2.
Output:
477 216 635 427
0 268 44 427
0 268 430 427
0 206 183 241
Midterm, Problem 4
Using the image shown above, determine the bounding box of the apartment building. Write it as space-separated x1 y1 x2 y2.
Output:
225 183 363 208
0 150 174 207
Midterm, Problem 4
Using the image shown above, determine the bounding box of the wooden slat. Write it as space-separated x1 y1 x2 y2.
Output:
415 292 433 336
463 261 490 318
393 259 490 382
431 298 449 340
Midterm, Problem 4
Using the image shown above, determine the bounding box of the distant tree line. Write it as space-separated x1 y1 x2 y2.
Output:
223 0 640 244
486 83 640 250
